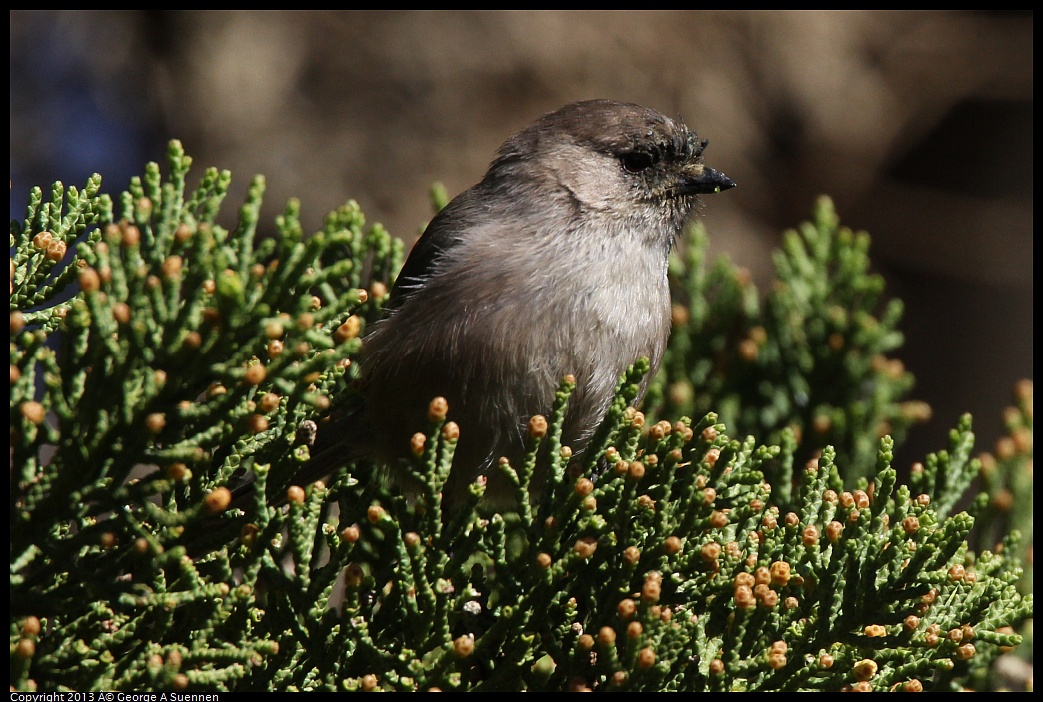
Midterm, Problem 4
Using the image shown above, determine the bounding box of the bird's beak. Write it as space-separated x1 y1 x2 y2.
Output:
684 166 737 195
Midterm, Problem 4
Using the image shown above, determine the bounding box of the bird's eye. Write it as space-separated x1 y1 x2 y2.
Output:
620 150 657 174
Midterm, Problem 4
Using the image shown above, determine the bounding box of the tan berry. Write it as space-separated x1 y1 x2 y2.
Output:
451 633 475 659
165 462 190 481
664 536 683 555
574 537 598 559
641 578 661 603
636 647 656 669
628 461 645 480
734 585 755 609
770 561 791 586
598 626 617 646
577 633 594 650
902 516 919 534
700 542 721 562
335 316 361 342
204 487 232 514
410 433 426 456
247 414 269 434
617 599 637 620
623 546 641 565
79 268 101 292
802 525 819 546
956 643 975 660
670 303 689 327
852 658 878 682
536 552 552 569
865 624 886 637
575 478 594 496
240 523 260 548
20 401 46 425
442 421 460 441
710 510 729 529
369 281 388 300
183 331 202 349
32 231 54 249
45 239 67 262
648 420 670 440
243 363 267 386
991 489 1013 511
259 393 282 413
286 485 306 504
367 505 386 524
110 302 131 324
161 256 183 279
21 616 41 637
342 524 361 543
737 337 758 362
826 521 844 543
422 396 448 423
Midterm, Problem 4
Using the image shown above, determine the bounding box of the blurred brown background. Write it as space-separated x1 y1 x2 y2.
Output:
9 10 1032 470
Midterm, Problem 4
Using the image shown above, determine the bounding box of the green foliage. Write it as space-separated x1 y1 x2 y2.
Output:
646 200 926 486
9 144 1031 691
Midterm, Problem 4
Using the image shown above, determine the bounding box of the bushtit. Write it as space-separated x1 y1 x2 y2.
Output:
309 99 734 506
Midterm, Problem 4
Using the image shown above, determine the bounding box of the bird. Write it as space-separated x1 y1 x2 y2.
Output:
298 99 735 508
